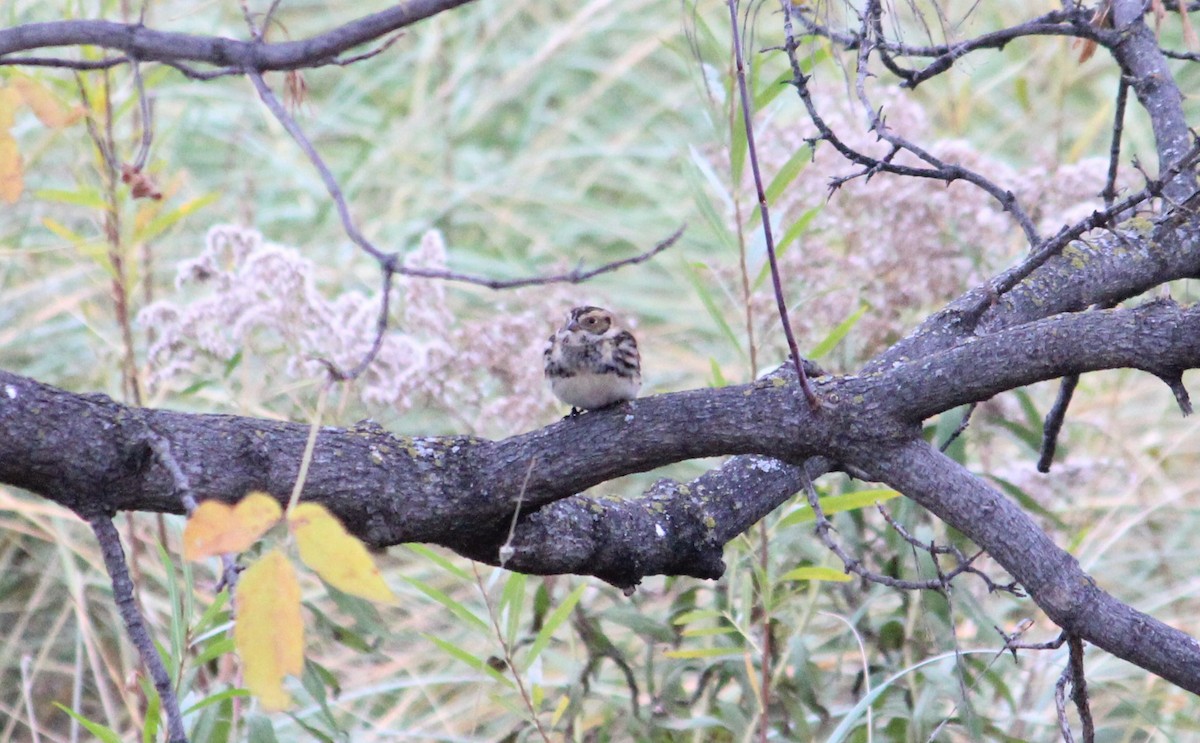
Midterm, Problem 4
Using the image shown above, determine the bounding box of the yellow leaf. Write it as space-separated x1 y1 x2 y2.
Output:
0 87 20 128
13 75 80 128
289 502 396 604
779 566 853 583
236 549 304 711
0 133 22 204
183 492 282 560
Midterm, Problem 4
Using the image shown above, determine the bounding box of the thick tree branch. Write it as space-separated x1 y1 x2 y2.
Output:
5 299 1200 578
6 300 1200 688
862 440 1200 695
0 1 478 73
1110 0 1198 202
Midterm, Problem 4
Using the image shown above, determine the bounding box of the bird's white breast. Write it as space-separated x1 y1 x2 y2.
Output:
550 371 640 410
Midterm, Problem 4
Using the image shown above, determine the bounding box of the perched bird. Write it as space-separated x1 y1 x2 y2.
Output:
544 305 641 414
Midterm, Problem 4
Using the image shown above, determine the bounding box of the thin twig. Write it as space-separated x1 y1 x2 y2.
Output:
876 504 1023 595
253 68 684 286
1038 375 1079 473
791 6 1117 88
498 457 538 567
800 470 999 592
1102 77 1130 208
1067 634 1095 743
334 31 407 65
991 138 1200 300
1041 77 1133 472
0 54 129 69
471 563 553 743
129 58 154 171
249 66 683 379
286 381 330 514
730 0 818 411
939 402 977 452
89 514 188 743
782 2 1043 248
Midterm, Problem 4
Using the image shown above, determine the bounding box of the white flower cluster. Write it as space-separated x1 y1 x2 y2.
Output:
139 225 576 434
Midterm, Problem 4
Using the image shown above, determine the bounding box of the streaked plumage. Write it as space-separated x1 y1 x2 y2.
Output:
544 306 641 413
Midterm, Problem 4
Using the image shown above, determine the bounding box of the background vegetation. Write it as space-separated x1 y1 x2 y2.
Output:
2 0 1199 739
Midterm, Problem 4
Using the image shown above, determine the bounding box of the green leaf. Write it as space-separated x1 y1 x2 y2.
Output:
401 576 488 632
672 608 724 625
134 192 219 243
423 633 512 685
663 647 743 659
685 146 738 253
779 566 852 583
774 205 821 254
156 542 186 671
142 679 161 743
680 625 738 637
523 581 586 667
988 475 1067 529
709 358 727 387
682 262 745 356
34 187 105 209
183 688 251 716
754 206 821 290
404 544 472 581
193 635 236 667
825 650 995 743
53 704 123 743
499 571 527 648
809 304 867 359
730 97 748 184
764 145 812 206
193 589 230 637
246 714 281 743
779 488 902 528
301 659 340 727
188 694 234 743
753 67 795 111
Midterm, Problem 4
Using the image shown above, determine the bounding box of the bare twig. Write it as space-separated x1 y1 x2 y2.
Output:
471 563 553 742
1038 374 1079 473
1067 635 1095 743
730 0 818 411
250 67 684 379
1103 78 1130 209
939 402 977 452
1038 75 1136 472
88 514 188 743
782 2 1043 248
0 54 128 69
129 58 153 172
1054 635 1094 743
990 139 1200 301
877 503 1024 596
799 470 1013 593
333 31 407 66
791 6 1117 88
0 2 478 72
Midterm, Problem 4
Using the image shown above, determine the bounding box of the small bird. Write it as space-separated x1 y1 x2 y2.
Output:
544 306 641 414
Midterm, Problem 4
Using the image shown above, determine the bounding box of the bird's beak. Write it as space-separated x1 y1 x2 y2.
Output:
566 320 580 332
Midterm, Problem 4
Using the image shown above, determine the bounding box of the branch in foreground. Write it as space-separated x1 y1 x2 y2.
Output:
89 515 187 743
6 302 1200 691
862 440 1200 696
0 2 478 72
